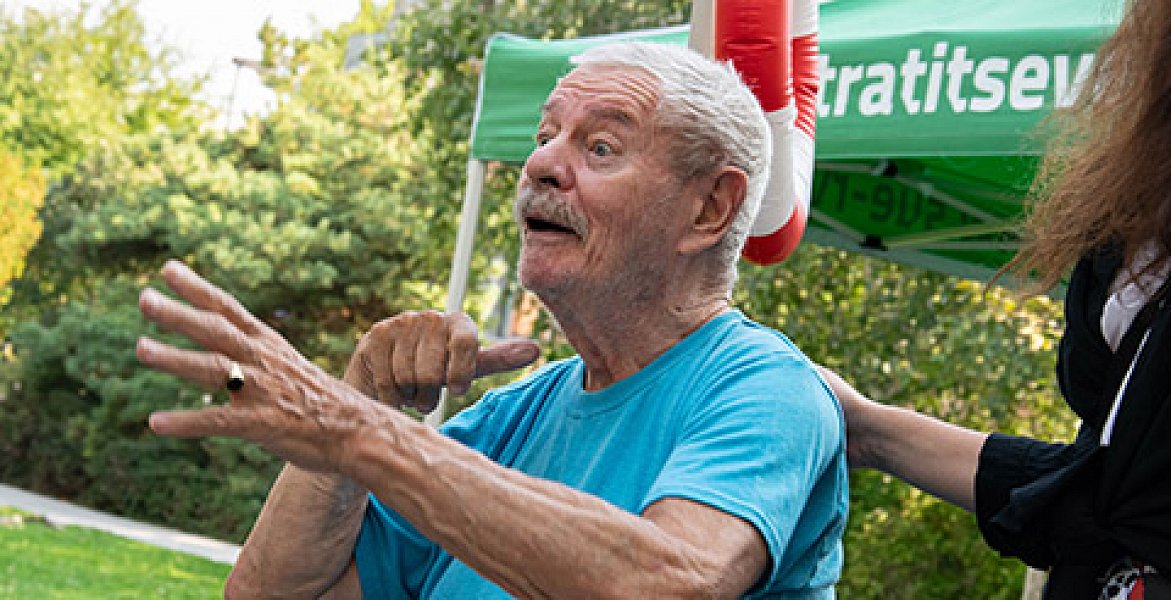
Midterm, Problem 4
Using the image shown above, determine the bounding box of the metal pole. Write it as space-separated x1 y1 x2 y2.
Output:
425 159 486 428
224 62 242 130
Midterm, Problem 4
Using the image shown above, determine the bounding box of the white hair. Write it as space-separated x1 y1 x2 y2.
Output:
570 41 771 288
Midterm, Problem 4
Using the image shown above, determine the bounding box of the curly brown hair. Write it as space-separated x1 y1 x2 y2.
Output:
1001 0 1171 295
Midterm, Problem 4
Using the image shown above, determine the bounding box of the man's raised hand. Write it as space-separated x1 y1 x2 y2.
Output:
346 310 541 413
138 260 380 473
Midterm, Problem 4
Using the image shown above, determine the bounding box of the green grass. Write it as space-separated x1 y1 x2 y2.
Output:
0 506 231 598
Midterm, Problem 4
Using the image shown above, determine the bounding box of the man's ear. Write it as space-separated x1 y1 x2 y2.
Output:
677 166 748 255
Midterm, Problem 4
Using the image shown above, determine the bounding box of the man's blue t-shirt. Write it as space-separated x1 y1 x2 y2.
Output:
355 310 848 598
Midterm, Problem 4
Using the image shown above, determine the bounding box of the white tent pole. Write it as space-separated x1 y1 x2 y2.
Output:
425 158 487 428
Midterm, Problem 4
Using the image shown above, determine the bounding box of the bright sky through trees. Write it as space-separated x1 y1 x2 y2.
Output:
6 0 362 128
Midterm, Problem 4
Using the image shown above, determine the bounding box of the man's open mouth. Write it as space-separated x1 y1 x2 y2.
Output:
525 215 578 236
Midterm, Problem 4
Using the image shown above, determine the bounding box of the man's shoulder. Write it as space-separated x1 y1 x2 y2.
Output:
704 311 809 370
696 313 838 420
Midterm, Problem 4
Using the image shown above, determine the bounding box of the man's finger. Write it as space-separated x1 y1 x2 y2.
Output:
406 387 442 414
137 337 242 391
474 339 541 379
149 405 241 438
445 314 481 396
140 288 255 360
390 317 421 404
160 260 270 338
413 314 452 404
369 346 404 408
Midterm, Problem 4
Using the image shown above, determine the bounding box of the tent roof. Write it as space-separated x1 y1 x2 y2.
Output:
470 0 1121 163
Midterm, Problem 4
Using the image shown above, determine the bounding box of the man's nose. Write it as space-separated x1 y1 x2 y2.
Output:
523 139 575 192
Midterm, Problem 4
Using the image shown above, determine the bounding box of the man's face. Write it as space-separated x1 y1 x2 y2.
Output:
515 64 687 300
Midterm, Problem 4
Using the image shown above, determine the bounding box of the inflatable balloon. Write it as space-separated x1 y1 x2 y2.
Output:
689 0 819 265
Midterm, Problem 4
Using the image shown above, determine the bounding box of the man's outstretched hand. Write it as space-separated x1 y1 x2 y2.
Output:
137 259 539 473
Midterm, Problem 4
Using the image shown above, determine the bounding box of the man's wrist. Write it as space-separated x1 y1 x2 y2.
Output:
339 399 432 492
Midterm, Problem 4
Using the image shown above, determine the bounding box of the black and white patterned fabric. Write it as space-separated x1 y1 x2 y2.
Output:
1100 559 1159 600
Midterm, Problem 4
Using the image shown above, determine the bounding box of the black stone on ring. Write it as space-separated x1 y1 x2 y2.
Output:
226 362 245 392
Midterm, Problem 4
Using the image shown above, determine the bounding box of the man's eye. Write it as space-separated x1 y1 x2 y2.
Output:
591 141 614 157
536 134 552 146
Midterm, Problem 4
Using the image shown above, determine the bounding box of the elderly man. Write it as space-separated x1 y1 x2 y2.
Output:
137 41 847 598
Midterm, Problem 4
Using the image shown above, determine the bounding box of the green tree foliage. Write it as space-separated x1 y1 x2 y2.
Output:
0 0 207 334
0 1 204 176
0 150 44 306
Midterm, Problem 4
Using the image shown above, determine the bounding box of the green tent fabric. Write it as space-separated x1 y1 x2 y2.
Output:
467 0 1122 281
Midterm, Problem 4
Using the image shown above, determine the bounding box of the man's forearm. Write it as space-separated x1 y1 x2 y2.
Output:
344 409 755 600
227 465 368 598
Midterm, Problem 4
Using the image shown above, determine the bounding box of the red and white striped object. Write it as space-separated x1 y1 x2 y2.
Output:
689 0 819 265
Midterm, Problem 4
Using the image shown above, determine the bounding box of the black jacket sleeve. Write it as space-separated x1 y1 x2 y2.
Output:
974 427 1099 568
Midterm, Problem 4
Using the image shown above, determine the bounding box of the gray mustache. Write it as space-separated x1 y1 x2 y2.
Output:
514 186 589 238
